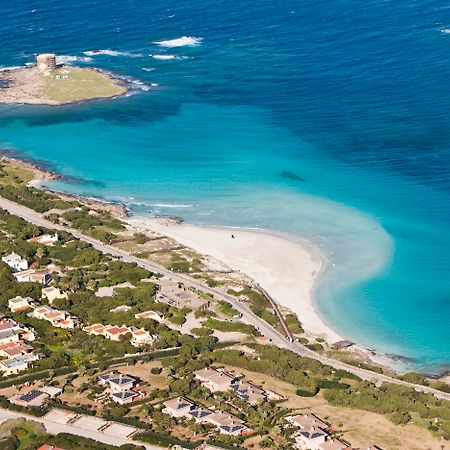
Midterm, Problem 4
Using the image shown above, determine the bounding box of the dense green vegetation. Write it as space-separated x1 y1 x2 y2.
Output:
203 318 260 336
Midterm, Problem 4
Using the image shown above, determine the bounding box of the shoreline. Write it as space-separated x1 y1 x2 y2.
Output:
0 152 441 376
128 216 344 344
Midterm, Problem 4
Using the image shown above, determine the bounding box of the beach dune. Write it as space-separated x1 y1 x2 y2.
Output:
129 218 343 343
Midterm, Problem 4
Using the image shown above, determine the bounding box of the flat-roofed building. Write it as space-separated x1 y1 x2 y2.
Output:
162 396 196 418
130 327 156 347
2 252 28 271
134 310 164 322
194 367 236 392
0 352 41 375
294 427 328 450
287 413 330 432
231 380 267 405
0 341 34 359
8 296 34 313
318 439 348 450
206 410 249 436
13 269 51 286
42 286 67 305
27 233 58 246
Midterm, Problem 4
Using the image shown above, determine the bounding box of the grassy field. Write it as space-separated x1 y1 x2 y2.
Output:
40 67 125 103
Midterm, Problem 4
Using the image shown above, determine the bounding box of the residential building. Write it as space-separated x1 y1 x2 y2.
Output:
33 305 77 329
9 389 49 407
8 296 34 313
287 414 330 432
206 411 249 436
162 396 196 418
83 323 107 335
134 310 165 322
294 427 328 449
13 269 51 286
2 252 28 271
41 286 67 305
99 372 141 405
0 353 42 375
100 372 137 392
0 341 34 359
231 380 267 405
194 367 236 392
130 327 156 347
319 440 348 450
27 233 58 246
162 397 249 436
103 325 131 341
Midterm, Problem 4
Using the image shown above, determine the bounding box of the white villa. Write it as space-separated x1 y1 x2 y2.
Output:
2 253 28 272
13 269 51 286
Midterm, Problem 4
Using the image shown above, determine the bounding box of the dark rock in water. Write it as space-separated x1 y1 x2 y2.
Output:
280 170 307 182
385 353 416 363
60 174 106 188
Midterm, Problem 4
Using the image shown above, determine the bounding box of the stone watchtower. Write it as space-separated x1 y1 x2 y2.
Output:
36 53 57 72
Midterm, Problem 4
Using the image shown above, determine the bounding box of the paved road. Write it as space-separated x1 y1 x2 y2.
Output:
0 406 161 449
1 196 449 402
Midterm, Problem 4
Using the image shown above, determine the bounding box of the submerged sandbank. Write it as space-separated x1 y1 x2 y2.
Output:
127 216 344 343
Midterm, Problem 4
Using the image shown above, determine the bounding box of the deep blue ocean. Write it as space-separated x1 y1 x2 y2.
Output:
1 0 449 373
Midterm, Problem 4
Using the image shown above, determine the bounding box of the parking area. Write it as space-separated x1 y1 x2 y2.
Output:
44 408 78 425
102 422 137 439
71 414 109 432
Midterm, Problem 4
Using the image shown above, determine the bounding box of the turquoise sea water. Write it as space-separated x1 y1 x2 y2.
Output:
1 0 449 373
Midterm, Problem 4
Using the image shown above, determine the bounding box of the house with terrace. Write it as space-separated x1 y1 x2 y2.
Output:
8 296 34 313
162 396 250 436
41 286 68 305
0 318 35 344
0 341 34 359
27 232 58 246
99 371 143 405
194 367 236 392
13 269 51 286
287 414 330 433
33 305 78 329
134 309 165 322
2 252 28 271
0 352 42 376
84 323 156 347
162 396 196 418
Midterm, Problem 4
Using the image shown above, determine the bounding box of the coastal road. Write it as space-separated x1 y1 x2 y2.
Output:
1 196 449 402
0 406 162 449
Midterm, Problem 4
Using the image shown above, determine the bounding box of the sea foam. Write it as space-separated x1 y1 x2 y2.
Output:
83 49 143 57
55 55 93 64
149 54 190 61
153 36 203 47
0 66 23 72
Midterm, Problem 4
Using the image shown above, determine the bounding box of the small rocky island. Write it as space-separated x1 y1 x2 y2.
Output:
0 53 127 105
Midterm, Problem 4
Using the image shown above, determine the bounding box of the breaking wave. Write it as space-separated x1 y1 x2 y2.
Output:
83 49 143 57
55 55 93 64
153 36 203 47
149 54 190 61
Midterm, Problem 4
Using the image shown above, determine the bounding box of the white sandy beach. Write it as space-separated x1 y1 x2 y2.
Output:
127 217 344 343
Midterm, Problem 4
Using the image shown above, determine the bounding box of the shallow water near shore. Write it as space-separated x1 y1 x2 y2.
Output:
1 0 450 373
